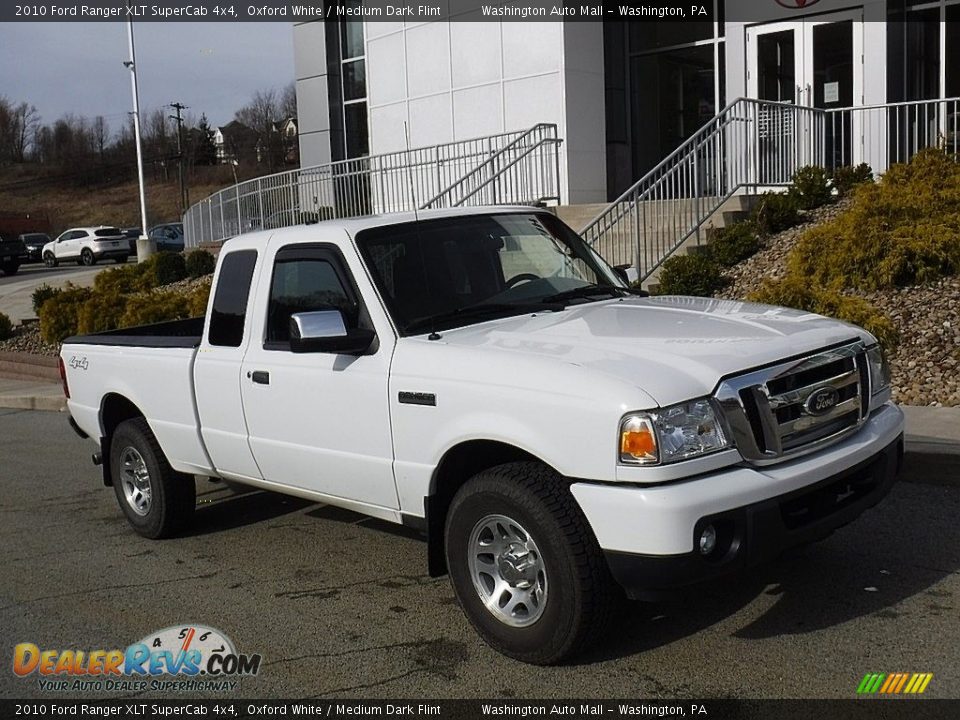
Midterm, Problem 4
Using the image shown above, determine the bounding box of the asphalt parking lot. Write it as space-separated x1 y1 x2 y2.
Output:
1 409 958 700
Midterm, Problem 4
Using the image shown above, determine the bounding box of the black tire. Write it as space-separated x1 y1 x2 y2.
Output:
110 418 195 539
43 252 58 268
445 462 616 664
114 256 129 264
1 262 18 276
81 248 96 266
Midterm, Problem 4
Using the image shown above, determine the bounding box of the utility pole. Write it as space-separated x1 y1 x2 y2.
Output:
124 0 152 262
169 102 189 212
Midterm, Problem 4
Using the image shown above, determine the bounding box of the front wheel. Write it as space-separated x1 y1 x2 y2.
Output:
43 252 58 268
81 248 96 266
110 418 195 538
445 462 617 664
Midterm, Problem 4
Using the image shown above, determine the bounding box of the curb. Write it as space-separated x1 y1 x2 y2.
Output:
0 395 65 412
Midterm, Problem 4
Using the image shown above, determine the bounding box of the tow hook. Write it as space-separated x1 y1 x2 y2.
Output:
92 452 103 466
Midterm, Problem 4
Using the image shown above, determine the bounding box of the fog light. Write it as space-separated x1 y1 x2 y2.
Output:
699 525 717 556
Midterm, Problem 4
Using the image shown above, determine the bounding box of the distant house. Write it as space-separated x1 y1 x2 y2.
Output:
254 117 300 166
213 121 257 164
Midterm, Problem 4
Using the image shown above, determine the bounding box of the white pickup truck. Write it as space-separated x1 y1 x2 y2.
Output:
61 207 903 664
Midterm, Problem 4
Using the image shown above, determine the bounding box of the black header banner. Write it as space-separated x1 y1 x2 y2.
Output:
5 1 711 23
2 700 960 720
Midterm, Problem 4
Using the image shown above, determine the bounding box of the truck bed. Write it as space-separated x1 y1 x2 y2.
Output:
63 317 204 348
62 316 214 478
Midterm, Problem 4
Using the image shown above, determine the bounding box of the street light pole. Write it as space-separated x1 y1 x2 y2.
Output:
124 1 154 262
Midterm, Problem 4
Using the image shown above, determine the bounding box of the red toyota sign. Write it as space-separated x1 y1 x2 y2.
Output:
775 0 821 7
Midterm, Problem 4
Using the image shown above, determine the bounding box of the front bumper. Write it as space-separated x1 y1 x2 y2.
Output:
570 403 904 599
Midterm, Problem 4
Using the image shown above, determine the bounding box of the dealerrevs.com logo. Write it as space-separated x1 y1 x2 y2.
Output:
13 625 262 693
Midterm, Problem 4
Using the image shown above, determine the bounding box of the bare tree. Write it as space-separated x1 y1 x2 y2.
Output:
93 115 109 161
235 88 283 169
281 82 297 120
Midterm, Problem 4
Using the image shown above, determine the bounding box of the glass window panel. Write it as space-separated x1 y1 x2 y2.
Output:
756 30 796 103
345 102 369 158
630 21 713 51
340 1 364 60
343 60 366 102
267 258 351 342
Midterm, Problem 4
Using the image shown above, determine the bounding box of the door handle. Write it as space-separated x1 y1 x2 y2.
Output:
249 370 270 385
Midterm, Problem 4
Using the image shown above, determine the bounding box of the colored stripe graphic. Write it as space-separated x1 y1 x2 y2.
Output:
857 672 933 695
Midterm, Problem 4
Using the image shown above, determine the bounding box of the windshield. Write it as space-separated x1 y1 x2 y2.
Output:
356 212 626 335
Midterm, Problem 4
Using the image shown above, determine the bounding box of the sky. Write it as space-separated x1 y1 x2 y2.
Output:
0 22 295 132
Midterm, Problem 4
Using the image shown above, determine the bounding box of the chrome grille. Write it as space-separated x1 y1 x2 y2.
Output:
716 341 869 465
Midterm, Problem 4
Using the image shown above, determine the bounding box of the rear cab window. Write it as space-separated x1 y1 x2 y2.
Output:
208 250 258 347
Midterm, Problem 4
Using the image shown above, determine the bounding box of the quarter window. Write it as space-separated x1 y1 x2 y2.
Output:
208 250 258 347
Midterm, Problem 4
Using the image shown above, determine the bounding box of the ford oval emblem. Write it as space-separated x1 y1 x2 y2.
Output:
805 387 840 415
775 0 821 8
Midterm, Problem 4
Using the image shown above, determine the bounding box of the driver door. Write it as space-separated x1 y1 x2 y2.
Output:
239 243 399 509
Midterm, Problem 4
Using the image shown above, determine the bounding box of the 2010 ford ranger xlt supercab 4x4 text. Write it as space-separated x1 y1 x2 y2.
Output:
61 207 903 664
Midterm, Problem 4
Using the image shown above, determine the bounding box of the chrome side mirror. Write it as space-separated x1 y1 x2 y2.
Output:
289 310 375 355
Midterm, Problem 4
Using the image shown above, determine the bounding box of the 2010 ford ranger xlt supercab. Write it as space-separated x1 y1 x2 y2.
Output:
60 207 903 664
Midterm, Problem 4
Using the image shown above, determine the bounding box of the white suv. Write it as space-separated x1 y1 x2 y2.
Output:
42 227 130 267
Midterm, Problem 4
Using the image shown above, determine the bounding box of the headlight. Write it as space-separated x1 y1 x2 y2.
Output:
866 345 891 396
619 399 728 465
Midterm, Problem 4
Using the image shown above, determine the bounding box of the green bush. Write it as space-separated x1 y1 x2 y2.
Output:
31 284 62 314
788 148 960 290
185 249 216 279
791 165 832 209
0 311 13 340
143 252 187 286
187 283 211 316
707 222 760 267
749 276 898 349
830 163 874 198
93 263 151 294
120 291 190 327
751 191 802 235
655 253 726 297
77 290 127 335
38 286 93 344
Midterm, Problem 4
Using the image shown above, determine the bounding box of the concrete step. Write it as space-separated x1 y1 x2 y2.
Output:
0 351 60 383
552 203 608 233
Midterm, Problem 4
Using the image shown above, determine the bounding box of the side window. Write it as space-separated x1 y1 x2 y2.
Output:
208 250 258 347
266 255 356 345
74 231 88 240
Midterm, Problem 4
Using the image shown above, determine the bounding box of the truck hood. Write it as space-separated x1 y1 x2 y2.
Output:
434 296 873 407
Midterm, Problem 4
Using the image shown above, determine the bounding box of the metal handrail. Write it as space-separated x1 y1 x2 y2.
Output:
421 123 559 209
582 95 960 284
183 124 561 247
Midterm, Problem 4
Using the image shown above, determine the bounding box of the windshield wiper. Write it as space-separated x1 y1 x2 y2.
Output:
406 302 564 334
541 284 630 304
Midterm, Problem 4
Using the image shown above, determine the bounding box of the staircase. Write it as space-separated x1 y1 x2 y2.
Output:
581 95 960 286
184 124 562 247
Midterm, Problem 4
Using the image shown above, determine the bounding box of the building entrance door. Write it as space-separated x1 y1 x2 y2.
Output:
746 12 863 174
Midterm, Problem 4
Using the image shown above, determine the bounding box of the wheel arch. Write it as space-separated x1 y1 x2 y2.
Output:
425 439 554 577
98 393 147 486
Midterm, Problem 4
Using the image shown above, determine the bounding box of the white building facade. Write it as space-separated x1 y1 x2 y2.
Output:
294 0 960 205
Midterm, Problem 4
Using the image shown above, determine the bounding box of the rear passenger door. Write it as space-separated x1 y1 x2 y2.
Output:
194 244 264 481
239 243 398 509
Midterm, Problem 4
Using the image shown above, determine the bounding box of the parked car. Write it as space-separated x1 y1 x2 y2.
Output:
19 233 52 263
42 227 130 267
60 208 903 664
0 234 26 275
148 223 185 252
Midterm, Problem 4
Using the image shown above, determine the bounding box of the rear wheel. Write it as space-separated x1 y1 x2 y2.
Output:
114 256 129 264
81 248 96 266
110 418 195 539
1 261 18 276
43 252 58 268
445 462 617 664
